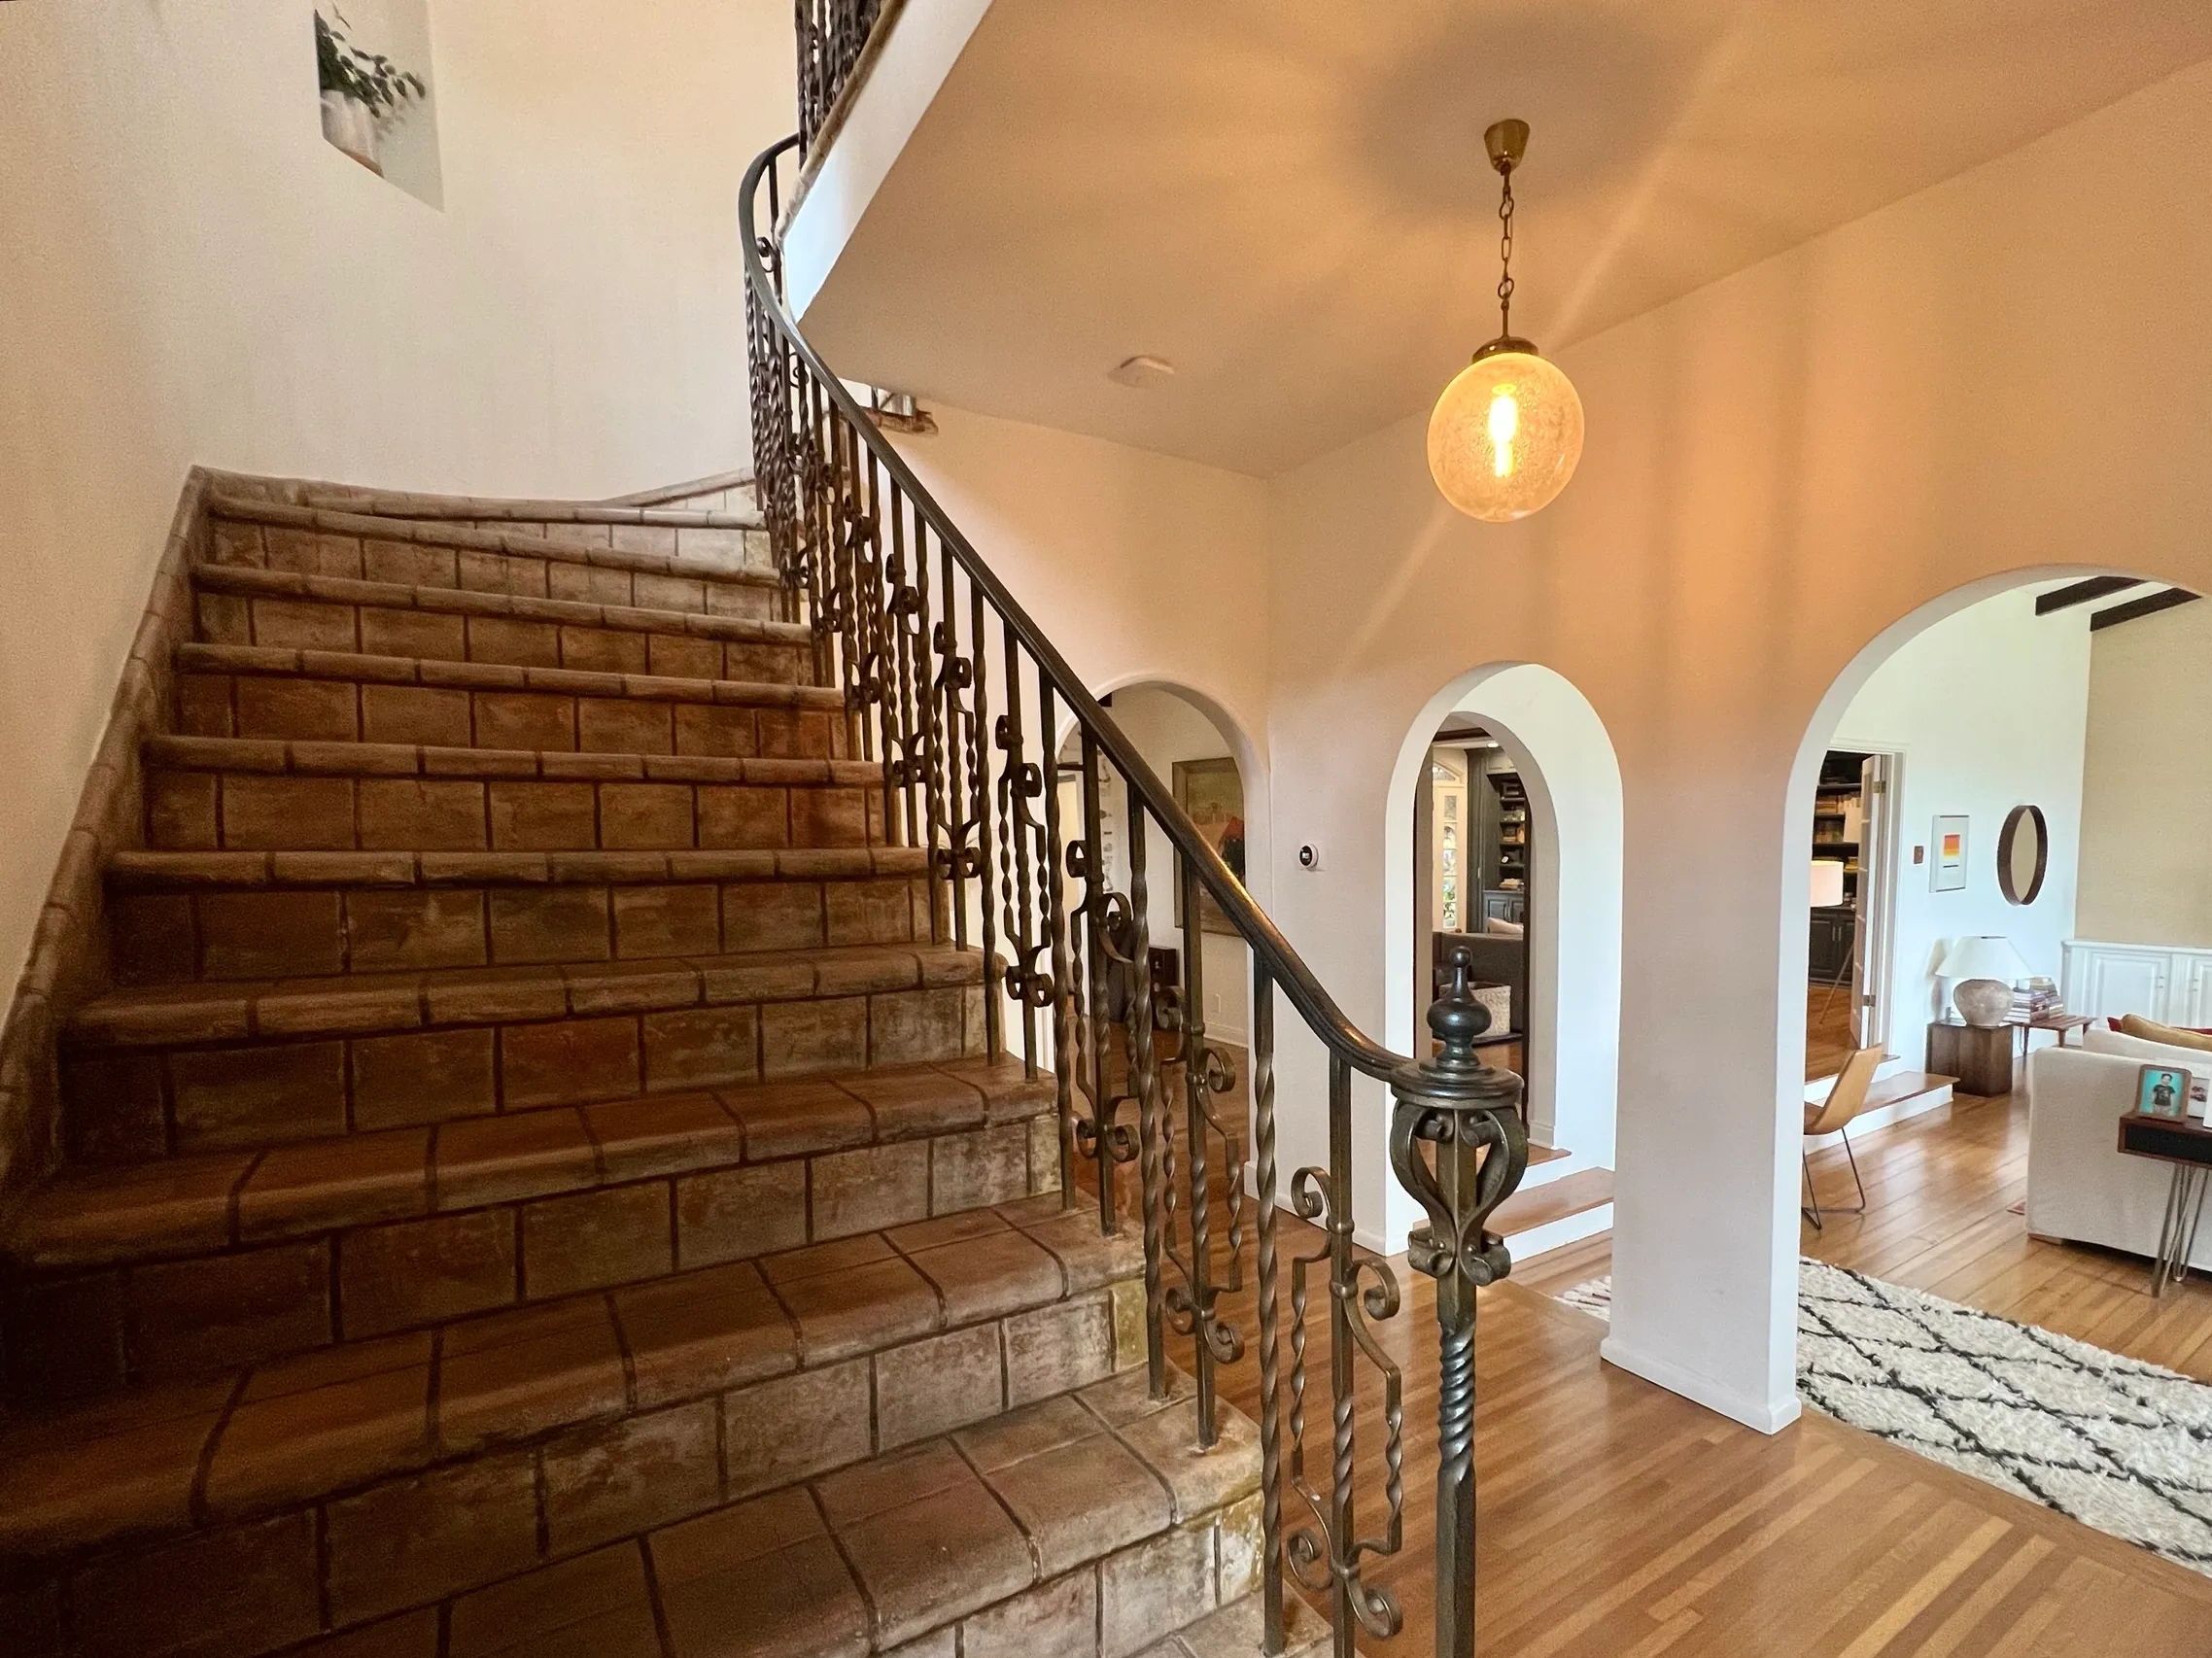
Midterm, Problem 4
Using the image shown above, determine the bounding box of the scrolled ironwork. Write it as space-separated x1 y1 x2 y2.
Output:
742 123 1532 1658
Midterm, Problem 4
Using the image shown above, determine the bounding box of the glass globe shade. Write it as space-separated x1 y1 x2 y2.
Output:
1426 347 1584 523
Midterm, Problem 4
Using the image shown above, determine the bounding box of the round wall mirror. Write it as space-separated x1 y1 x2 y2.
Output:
1998 804 2048 905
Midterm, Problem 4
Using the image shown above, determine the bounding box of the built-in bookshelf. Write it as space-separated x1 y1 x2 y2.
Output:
1809 747 1872 983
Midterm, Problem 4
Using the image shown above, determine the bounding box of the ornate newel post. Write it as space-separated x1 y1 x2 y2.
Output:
1389 947 1529 1658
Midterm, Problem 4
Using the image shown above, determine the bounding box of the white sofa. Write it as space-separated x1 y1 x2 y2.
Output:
2025 1028 2212 1271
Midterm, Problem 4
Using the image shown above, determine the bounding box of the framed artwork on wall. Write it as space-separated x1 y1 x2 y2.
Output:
1172 757 1246 936
1932 814 1968 892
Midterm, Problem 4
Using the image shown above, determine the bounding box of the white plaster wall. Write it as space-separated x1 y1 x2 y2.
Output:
2079 599 2212 949
0 0 795 1028
1263 64 2212 1432
1827 590 2091 1064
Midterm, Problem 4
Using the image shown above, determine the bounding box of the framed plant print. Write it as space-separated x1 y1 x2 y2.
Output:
1172 757 1246 936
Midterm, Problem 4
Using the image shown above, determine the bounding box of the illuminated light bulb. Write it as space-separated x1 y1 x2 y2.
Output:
1487 386 1519 477
1428 347 1582 522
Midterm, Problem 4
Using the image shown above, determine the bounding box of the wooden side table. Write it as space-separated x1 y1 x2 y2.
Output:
1927 1020 2013 1096
2117 1111 2212 1295
2012 1011 2092 1061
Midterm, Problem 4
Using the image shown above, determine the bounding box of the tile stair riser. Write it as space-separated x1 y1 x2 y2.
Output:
4 1116 1068 1403
141 765 885 852
62 983 991 1162
108 872 935 981
208 506 778 602
191 576 813 687
173 667 854 759
4 1281 1151 1658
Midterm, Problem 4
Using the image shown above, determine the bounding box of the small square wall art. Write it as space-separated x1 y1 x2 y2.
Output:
1932 814 1968 891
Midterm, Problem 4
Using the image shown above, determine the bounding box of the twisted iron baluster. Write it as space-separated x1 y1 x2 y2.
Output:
1125 794 1167 1399
993 623 1041 1074
908 520 950 942
1391 946 1529 1658
968 584 1001 1059
1253 963 1286 1654
1070 735 1132 1232
1039 681 1078 1205
936 549 972 951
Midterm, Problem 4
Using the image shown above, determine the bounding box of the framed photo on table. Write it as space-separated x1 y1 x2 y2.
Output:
2134 1062 2195 1120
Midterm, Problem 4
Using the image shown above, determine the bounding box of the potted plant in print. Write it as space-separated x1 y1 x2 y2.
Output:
316 10 427 175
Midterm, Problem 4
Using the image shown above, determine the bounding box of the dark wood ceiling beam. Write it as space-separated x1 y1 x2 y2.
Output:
2036 575 2143 614
2089 587 2202 632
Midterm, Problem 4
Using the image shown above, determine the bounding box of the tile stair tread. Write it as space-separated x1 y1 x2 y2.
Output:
64 941 991 1049
141 733 881 785
210 490 771 546
107 846 928 890
10 1059 1054 1268
51 1368 1253 1658
175 641 847 709
193 562 810 644
0 1192 1146 1561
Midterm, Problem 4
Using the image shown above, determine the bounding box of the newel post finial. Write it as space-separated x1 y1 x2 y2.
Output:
1425 945 1491 1080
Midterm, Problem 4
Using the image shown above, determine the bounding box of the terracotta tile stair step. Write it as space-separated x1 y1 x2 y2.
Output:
242 482 765 531
0 1200 1155 1658
172 642 850 759
58 944 994 1162
6 1115 1103 1407
13 1056 1056 1267
190 564 812 685
140 735 887 854
106 848 933 981
207 493 775 604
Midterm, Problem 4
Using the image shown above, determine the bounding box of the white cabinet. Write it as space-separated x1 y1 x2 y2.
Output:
2062 940 2212 1025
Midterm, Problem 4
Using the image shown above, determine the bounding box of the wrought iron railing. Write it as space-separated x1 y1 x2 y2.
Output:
744 123 1529 1658
794 0 886 158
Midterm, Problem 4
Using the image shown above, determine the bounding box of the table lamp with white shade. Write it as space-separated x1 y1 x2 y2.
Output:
1810 859 1848 909
1937 935 2029 1028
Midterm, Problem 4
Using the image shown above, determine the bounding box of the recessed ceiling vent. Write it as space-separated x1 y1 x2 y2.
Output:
1107 355 1176 389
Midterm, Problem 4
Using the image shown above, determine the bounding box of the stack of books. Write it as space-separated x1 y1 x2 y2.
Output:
2010 978 2062 1021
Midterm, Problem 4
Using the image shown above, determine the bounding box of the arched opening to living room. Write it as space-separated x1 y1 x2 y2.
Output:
1769 568 2212 1477
1382 662 1624 1261
1053 677 1265 1232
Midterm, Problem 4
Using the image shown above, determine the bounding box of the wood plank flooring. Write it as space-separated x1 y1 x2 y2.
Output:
1191 1084 2212 1656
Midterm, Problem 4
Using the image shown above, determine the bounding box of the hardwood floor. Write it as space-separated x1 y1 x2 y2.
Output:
1805 980 1859 1081
1520 1085 2212 1380
1187 1085 2212 1655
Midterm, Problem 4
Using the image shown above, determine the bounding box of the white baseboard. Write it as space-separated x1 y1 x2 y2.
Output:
1504 1200 1611 1261
1598 1336 1802 1434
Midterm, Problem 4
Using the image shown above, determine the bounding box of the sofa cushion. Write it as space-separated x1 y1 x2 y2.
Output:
2116 1013 2212 1053
2083 1025 2211 1069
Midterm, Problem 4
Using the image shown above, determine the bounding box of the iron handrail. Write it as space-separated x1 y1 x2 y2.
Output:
740 133 1485 1104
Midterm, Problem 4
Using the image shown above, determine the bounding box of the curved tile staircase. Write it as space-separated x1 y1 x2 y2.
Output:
0 486 1305 1657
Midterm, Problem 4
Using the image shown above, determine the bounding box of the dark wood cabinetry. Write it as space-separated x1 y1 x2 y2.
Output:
1809 907 1855 983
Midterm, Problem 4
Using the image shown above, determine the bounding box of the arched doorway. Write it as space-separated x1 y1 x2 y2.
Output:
1382 663 1625 1251
1776 567 2209 1337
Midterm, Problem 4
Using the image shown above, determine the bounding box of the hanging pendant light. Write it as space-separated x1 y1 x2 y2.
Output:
1428 119 1584 522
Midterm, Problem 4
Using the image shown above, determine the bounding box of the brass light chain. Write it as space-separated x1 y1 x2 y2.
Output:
1495 159 1517 340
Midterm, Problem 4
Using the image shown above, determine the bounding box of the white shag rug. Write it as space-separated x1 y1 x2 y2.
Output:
1556 1261 2212 1577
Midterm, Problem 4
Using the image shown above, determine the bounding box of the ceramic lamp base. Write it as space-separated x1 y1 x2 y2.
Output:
1953 978 2012 1029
